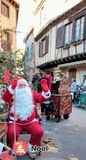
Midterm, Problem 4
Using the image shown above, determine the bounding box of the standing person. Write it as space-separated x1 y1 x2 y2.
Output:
70 78 77 102
2 77 51 159
82 75 86 92
43 70 53 90
37 70 53 93
38 70 53 115
32 73 39 90
37 72 43 93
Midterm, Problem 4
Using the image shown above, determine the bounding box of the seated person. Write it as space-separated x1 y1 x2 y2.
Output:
2 77 51 159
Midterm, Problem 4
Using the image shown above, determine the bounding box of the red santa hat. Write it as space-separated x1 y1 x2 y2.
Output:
8 78 29 94
17 78 29 87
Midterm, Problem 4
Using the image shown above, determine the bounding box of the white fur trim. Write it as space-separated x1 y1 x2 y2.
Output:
8 85 14 94
42 101 51 104
17 79 28 86
42 90 51 99
9 115 17 121
9 116 37 125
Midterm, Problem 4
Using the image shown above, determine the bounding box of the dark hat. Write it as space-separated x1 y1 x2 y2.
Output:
46 70 51 75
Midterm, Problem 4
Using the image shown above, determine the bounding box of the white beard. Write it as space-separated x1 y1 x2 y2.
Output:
10 87 34 121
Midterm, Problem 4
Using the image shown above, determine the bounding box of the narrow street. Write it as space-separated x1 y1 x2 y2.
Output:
17 103 86 160
1 1 86 160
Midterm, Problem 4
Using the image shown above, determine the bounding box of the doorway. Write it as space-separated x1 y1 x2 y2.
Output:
69 68 76 82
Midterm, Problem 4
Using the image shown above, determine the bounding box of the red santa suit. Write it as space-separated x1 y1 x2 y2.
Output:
43 73 53 90
2 78 51 150
40 72 53 113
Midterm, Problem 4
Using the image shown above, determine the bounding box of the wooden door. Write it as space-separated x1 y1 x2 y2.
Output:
69 68 76 83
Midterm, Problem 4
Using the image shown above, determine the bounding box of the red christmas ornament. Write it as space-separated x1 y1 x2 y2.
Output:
13 140 28 156
4 70 10 84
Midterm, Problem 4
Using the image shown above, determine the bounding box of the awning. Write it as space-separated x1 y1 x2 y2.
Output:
58 60 86 68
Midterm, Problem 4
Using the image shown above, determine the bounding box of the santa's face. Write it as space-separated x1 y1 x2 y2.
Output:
18 83 27 88
10 86 34 121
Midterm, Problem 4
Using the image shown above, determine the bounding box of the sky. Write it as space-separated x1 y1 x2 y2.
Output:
16 0 33 50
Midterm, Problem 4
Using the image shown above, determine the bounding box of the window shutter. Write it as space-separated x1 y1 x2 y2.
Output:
83 15 86 40
45 35 49 53
1 39 5 49
10 33 13 44
71 20 76 43
39 41 43 57
1 34 5 49
9 33 13 51
56 26 64 48
7 33 10 50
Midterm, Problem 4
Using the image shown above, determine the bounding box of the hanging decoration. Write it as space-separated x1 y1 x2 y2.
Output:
13 140 28 156
4 70 10 84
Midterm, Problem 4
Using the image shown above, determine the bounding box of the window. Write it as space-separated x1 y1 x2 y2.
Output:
1 32 10 50
64 23 72 45
25 47 29 61
39 36 49 57
25 44 34 61
31 43 34 56
56 26 64 48
1 2 9 17
42 38 46 55
83 15 86 40
4 32 10 50
75 16 84 41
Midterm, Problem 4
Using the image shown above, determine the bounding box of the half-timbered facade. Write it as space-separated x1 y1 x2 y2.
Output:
34 0 86 81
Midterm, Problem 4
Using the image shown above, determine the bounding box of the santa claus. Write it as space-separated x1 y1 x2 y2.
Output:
2 77 51 159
